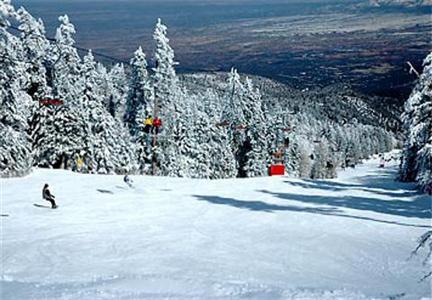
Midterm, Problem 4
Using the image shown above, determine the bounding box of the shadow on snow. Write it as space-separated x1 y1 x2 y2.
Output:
287 169 420 195
193 195 430 228
194 195 338 214
194 166 430 227
272 169 430 219
258 190 430 219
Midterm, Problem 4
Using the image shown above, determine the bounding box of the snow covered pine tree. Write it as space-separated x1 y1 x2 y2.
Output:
0 1 33 177
400 52 432 191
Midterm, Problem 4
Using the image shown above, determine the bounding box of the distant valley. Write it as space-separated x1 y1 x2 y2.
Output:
14 0 432 100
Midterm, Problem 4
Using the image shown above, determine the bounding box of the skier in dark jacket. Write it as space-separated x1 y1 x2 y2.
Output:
42 184 57 209
124 175 134 188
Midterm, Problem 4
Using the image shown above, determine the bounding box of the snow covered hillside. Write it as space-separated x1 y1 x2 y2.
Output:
1 155 430 299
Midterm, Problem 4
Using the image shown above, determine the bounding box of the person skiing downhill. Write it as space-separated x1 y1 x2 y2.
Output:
124 175 134 188
379 154 385 168
42 184 57 209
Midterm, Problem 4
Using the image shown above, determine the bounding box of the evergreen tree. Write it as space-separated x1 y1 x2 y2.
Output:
190 110 213 179
16 7 50 101
0 123 33 177
243 77 269 177
152 19 185 176
134 105 152 173
176 100 200 178
0 1 14 23
33 15 87 169
108 63 128 121
0 5 31 131
125 47 153 135
157 88 188 177
297 137 314 178
311 139 331 179
284 134 301 176
203 89 237 179
153 18 179 116
81 51 137 174
51 15 81 96
0 3 33 176
222 69 247 177
401 52 432 189
94 62 112 111
223 69 246 125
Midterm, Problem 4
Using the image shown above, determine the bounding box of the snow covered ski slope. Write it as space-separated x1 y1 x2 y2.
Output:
1 156 431 299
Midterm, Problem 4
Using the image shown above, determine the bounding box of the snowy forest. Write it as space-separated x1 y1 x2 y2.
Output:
0 0 428 187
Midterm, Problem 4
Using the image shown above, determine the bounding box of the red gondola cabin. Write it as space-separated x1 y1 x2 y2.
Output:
269 165 285 176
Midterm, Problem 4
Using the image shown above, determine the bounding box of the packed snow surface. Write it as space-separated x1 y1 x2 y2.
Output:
1 155 431 299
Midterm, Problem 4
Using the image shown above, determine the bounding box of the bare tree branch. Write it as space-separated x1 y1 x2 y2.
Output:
407 61 420 78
